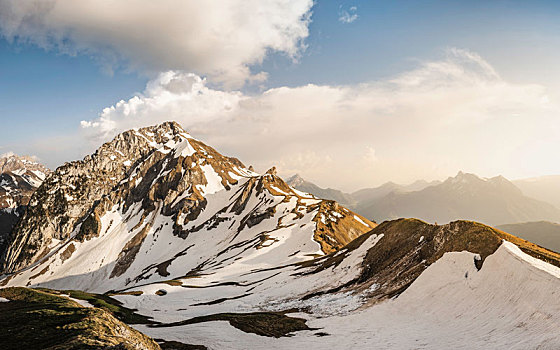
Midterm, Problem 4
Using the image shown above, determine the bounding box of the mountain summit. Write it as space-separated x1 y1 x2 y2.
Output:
1 121 375 290
0 153 50 210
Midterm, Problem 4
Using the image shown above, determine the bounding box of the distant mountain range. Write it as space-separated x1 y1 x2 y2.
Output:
351 179 442 215
289 172 560 227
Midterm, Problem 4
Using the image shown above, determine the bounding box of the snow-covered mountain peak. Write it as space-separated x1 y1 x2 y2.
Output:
1 122 375 292
0 153 50 262
0 153 50 210
0 153 47 173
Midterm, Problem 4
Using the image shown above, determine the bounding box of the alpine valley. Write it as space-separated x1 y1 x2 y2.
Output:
1 122 560 349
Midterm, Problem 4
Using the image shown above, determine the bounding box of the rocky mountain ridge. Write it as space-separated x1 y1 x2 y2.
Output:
0 122 374 292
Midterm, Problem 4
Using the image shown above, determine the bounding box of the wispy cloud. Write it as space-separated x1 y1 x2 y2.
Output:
339 6 358 24
80 48 559 190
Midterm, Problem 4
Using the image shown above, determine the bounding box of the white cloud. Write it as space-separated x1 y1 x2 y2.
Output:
81 71 243 140
80 48 560 191
339 6 358 24
0 0 313 87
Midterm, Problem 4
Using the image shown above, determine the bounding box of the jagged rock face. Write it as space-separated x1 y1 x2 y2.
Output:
0 154 50 262
1 121 375 291
1 121 245 273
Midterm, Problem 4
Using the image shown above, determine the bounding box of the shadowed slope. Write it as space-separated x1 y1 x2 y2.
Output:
498 221 560 253
0 287 160 350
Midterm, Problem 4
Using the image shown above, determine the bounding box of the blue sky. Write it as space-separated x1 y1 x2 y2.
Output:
264 0 560 87
1 0 560 189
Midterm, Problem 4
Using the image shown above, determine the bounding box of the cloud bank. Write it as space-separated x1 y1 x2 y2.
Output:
81 49 559 190
0 0 313 87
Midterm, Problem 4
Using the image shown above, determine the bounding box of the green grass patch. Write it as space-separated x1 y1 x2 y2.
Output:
37 288 154 324
0 287 159 350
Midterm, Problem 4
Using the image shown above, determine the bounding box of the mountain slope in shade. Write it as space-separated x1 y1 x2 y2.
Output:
0 121 375 292
514 175 560 209
286 174 357 208
0 287 162 350
359 171 560 226
0 154 50 261
498 221 560 253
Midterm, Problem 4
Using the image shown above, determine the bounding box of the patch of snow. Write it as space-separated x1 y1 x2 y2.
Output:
291 187 315 198
502 240 560 278
61 294 94 308
269 185 287 195
353 215 370 227
134 243 560 349
331 211 343 218
197 164 224 195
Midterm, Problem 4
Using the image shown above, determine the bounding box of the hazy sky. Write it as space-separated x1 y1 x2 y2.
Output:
1 0 560 191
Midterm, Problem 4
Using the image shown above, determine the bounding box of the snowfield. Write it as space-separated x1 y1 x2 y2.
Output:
132 242 560 349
